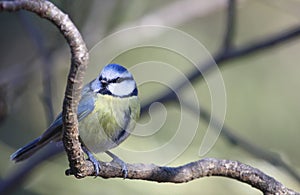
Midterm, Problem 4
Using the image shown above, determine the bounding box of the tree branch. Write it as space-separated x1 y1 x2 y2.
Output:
1 1 300 194
0 0 89 178
65 158 299 195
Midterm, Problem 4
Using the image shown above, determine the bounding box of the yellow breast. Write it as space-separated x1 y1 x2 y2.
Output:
78 94 140 154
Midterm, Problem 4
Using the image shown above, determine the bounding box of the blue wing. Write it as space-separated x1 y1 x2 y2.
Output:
39 91 96 142
11 86 96 162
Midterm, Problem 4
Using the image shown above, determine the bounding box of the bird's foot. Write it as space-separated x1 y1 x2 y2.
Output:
83 147 101 177
105 151 128 178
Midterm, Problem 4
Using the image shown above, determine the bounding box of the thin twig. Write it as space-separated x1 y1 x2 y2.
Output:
221 0 236 52
181 100 300 183
217 25 300 61
141 25 300 113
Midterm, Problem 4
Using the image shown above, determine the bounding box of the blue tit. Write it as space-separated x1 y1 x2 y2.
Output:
11 63 140 176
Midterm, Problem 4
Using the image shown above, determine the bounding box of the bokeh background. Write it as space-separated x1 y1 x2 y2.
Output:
0 0 300 194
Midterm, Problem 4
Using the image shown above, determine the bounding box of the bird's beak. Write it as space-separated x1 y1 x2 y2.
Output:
100 80 108 86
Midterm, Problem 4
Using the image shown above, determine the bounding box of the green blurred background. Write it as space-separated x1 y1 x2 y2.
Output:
0 0 300 194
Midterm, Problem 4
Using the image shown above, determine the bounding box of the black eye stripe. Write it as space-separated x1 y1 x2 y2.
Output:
110 77 119 83
98 76 132 86
109 77 132 83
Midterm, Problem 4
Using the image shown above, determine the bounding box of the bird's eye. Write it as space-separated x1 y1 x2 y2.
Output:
111 77 120 83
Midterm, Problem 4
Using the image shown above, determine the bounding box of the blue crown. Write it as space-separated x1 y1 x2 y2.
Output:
103 64 128 74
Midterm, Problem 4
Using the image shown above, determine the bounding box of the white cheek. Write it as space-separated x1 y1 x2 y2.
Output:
108 80 135 96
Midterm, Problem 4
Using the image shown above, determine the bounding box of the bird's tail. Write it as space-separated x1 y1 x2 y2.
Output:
11 113 63 162
10 136 52 162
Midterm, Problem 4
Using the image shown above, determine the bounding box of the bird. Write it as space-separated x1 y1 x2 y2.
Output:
10 63 140 176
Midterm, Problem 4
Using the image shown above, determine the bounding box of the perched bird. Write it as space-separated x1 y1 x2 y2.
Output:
11 64 140 176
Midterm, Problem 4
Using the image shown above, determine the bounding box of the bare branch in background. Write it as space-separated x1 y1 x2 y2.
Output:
141 24 300 185
0 0 89 178
18 11 55 123
221 0 236 52
181 100 300 183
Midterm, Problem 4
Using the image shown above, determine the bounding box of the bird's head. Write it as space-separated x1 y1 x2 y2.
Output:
91 64 138 98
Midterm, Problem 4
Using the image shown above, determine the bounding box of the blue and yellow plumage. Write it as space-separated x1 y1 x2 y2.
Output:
10 64 140 175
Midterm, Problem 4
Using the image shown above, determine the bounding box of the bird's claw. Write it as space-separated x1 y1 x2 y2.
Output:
106 151 128 179
87 153 101 177
113 158 128 179
83 146 101 177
